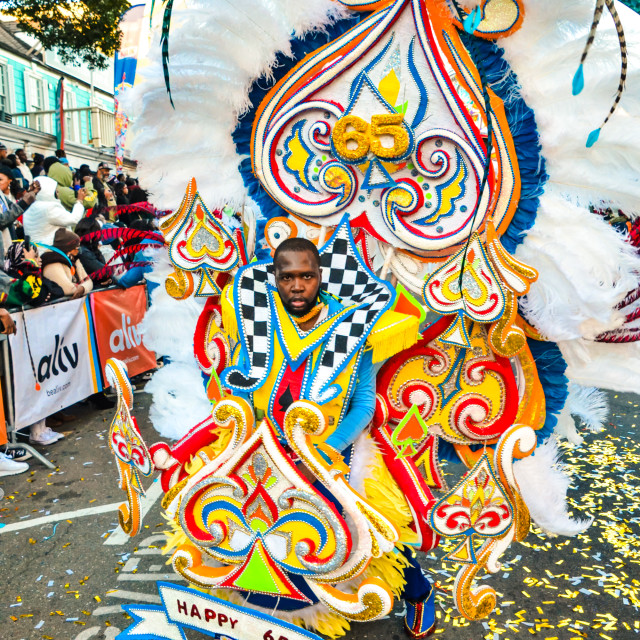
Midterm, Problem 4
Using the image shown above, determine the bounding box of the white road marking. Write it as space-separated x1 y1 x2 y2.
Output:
105 589 163 603
0 502 122 534
74 627 121 640
117 572 184 581
92 605 127 616
104 479 164 546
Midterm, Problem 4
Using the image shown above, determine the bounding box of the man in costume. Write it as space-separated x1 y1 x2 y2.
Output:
223 236 437 638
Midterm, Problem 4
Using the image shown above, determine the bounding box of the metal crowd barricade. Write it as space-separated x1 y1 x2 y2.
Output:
0 284 132 470
1 330 55 469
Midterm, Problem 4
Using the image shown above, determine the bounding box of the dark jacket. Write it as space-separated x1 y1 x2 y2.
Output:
78 244 110 286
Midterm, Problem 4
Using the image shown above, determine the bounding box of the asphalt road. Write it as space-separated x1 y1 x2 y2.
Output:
1 389 638 640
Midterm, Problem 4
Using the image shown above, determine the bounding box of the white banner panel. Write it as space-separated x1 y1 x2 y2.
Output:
120 582 323 640
9 298 100 428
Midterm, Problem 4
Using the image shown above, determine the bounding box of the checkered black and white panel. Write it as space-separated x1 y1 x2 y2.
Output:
224 264 273 390
309 222 392 403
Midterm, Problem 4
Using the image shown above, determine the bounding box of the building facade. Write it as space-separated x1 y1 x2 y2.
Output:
0 20 135 172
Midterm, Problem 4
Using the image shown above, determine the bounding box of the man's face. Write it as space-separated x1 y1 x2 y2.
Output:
0 149 7 160
17 151 27 164
99 167 110 180
275 250 322 317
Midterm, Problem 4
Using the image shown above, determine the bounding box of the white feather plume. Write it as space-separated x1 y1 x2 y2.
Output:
560 338 640 394
514 437 593 536
145 361 212 440
516 189 640 341
502 0 640 214
124 0 347 211
567 383 609 432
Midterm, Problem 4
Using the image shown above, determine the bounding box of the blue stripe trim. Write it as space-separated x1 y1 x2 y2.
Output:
457 33 548 253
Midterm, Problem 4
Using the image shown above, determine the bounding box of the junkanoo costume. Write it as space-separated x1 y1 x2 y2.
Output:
106 1 640 638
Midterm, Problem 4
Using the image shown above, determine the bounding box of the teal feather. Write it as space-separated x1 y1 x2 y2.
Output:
586 127 601 148
572 64 584 95
161 0 175 108
149 0 156 28
463 6 482 34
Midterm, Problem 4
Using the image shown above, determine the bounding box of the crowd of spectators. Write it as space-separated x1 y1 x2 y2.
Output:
0 144 158 478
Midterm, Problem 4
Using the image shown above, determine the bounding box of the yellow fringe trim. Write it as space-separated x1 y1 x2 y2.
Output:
364 448 418 545
221 283 238 341
367 311 420 363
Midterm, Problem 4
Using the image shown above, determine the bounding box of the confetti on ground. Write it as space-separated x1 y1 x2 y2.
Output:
424 422 640 639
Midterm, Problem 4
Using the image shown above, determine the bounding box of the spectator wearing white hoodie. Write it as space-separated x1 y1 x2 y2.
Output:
22 176 87 247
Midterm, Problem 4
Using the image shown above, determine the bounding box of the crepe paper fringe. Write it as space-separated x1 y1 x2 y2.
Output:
367 315 421 364
80 227 165 246
89 261 153 281
221 286 239 342
458 33 548 254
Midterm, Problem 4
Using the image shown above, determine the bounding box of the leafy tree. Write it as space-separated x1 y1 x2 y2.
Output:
1 0 132 69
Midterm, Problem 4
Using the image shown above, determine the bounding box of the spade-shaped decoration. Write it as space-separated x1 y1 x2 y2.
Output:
423 234 506 348
428 454 513 564
390 404 429 459
169 179 239 275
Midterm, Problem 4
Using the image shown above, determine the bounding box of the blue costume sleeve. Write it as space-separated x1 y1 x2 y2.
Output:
117 245 154 289
325 348 376 453
228 347 251 404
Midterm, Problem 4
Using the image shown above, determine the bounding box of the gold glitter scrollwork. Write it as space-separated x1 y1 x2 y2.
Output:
165 267 194 300
161 476 189 511
115 459 141 535
355 502 397 546
284 403 323 437
312 578 394 621
454 540 498 620
488 289 526 357
369 113 409 159
513 490 530 542
212 397 254 441
283 402 327 480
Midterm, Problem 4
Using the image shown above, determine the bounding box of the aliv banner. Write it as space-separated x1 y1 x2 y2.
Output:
9 298 101 429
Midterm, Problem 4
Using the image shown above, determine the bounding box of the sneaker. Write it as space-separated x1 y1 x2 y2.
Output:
0 451 29 477
1 446 32 462
405 587 436 638
30 426 64 446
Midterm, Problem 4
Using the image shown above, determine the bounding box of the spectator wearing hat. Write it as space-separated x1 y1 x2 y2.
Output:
0 143 8 161
41 228 93 299
93 162 117 216
22 176 86 246
4 236 64 307
0 165 39 258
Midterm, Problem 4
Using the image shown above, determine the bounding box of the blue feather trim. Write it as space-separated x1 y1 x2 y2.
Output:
526 338 569 445
457 33 548 253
